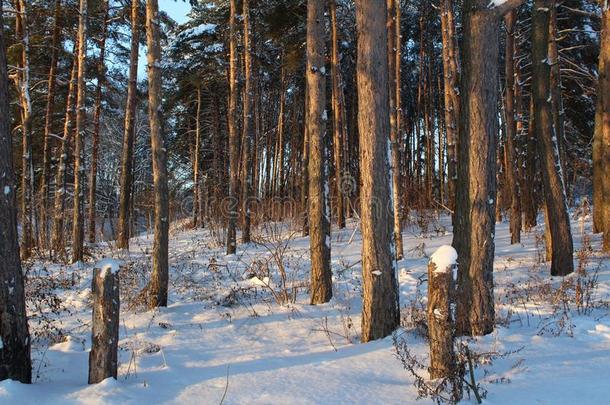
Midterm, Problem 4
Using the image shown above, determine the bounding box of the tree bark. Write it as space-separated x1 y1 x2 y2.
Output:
40 0 62 249
0 1 31 382
440 0 460 215
531 0 574 276
594 2 610 250
387 0 404 260
146 0 170 307
14 0 33 259
355 0 400 342
117 0 140 249
51 44 78 257
88 265 120 384
453 0 522 336
504 10 522 244
88 0 109 244
329 0 345 229
71 0 88 263
226 0 239 254
241 0 253 243
307 0 332 305
193 84 203 228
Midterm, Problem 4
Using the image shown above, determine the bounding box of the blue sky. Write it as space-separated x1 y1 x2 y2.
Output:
160 0 191 24
136 1 192 78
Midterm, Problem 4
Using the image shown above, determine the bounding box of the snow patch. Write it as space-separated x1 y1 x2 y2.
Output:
95 258 122 277
430 245 458 272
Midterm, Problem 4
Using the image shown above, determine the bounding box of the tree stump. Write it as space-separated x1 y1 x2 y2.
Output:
88 260 120 384
427 246 457 379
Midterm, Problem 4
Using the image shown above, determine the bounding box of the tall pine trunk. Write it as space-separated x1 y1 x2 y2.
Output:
504 10 522 244
355 0 400 342
71 0 88 264
440 0 460 213
226 0 239 254
51 44 78 257
307 0 332 305
40 0 62 249
0 0 31 382
329 0 345 229
387 0 404 260
241 0 253 243
453 0 523 336
531 0 574 276
88 0 109 243
15 0 33 259
594 2 610 250
117 0 140 249
146 0 170 307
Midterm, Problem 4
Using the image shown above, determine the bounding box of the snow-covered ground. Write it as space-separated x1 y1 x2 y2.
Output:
1 213 608 404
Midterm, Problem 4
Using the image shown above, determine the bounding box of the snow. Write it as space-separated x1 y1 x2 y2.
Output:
95 258 122 277
3 186 9 195
2 214 609 404
429 245 458 272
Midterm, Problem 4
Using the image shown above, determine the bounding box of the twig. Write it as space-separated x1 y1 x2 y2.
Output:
219 365 230 405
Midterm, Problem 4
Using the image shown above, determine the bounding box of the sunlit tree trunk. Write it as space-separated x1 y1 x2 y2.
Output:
241 0 253 243
51 44 78 258
117 0 140 249
71 0 88 263
387 0 404 259
329 0 345 229
440 0 460 214
307 0 332 304
146 0 170 307
355 0 400 342
226 0 239 254
453 0 523 337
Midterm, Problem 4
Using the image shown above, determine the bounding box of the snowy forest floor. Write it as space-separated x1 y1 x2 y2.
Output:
2 212 609 404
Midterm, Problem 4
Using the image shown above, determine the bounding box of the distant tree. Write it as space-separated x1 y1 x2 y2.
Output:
226 0 239 255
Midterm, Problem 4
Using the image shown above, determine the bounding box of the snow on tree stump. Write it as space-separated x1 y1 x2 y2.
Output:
88 259 121 384
427 245 457 379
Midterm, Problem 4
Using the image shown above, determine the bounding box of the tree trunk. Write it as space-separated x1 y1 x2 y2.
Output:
531 0 574 276
14 0 33 259
453 0 523 337
88 0 109 244
329 0 345 229
51 44 78 257
0 2 31 382
40 0 62 249
522 98 538 230
504 10 522 244
146 0 170 307
355 0 400 342
440 0 460 214
117 0 140 249
387 0 404 260
226 0 239 255
193 84 202 228
594 2 610 250
88 264 120 384
241 0 253 243
71 0 88 264
307 0 332 305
